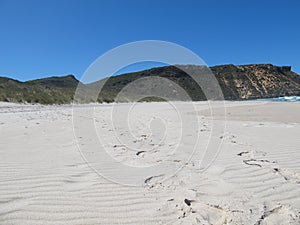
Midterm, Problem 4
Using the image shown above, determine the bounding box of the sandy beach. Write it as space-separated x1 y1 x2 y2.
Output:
0 101 299 225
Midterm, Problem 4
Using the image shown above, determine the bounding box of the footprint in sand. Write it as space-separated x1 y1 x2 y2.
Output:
238 149 300 185
160 198 232 225
273 168 300 184
254 204 299 225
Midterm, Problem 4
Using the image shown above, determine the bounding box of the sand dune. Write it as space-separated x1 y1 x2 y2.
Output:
0 101 299 224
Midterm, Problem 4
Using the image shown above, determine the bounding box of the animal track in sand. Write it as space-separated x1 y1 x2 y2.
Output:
243 159 276 168
136 150 146 156
144 174 165 186
237 151 249 156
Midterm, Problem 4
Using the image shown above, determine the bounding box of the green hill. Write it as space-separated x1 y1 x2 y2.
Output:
0 75 79 104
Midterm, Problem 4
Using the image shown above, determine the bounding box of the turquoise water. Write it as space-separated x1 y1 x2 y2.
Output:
260 96 300 102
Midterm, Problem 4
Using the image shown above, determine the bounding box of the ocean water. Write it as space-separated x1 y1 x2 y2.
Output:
260 96 300 102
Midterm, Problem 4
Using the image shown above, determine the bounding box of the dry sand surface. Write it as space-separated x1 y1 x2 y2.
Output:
0 101 299 225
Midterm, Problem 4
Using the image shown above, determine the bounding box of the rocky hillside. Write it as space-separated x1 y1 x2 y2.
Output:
0 64 299 104
95 64 300 102
212 64 300 100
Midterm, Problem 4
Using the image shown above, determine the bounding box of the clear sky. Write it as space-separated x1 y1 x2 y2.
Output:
0 0 299 81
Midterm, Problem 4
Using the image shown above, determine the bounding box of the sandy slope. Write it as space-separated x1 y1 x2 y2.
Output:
0 101 299 225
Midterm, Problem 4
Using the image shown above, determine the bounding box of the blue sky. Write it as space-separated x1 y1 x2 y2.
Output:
0 0 299 81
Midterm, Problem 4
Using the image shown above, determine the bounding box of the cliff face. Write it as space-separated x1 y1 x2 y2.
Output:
0 64 300 104
212 64 300 100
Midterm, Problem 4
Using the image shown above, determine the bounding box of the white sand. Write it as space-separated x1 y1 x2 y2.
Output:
0 101 299 224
